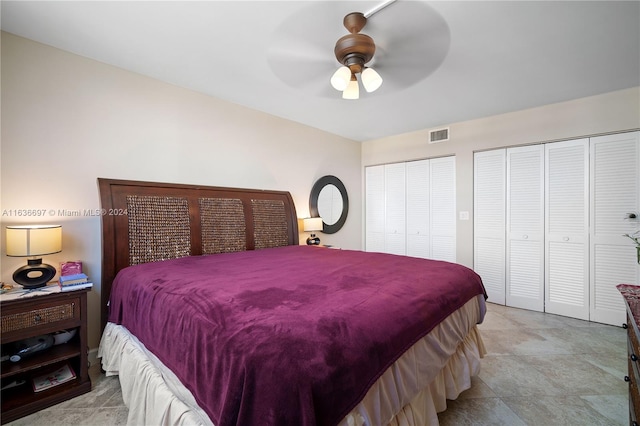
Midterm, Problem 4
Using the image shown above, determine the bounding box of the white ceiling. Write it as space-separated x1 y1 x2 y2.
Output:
2 1 639 142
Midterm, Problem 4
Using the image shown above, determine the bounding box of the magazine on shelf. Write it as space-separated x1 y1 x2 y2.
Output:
32 363 76 392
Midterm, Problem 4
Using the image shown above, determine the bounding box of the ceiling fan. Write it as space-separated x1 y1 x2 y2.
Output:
330 11 384 99
266 1 451 100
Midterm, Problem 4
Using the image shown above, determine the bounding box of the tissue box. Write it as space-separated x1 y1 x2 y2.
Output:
60 261 82 276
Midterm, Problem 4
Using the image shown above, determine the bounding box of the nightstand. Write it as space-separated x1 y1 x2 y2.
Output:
1 288 91 423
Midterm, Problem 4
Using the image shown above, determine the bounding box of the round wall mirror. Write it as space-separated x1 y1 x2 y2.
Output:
317 184 342 226
309 175 349 234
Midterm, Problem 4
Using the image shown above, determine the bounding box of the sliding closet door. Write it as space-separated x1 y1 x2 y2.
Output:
365 165 385 253
406 160 430 258
545 139 589 320
474 149 506 304
366 158 456 259
590 131 640 325
366 163 406 254
430 156 456 262
384 163 406 255
506 145 545 311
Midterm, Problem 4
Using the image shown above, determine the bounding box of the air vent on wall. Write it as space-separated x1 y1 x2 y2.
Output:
429 127 449 143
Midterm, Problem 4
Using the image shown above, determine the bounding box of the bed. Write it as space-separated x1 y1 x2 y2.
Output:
96 178 487 426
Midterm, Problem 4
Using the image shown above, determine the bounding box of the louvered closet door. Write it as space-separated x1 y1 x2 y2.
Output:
474 150 506 304
507 145 545 311
545 139 589 320
430 156 456 262
384 163 406 255
590 131 640 326
406 160 430 258
365 165 385 253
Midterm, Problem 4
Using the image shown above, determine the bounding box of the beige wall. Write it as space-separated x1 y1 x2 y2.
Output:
0 33 363 350
362 87 640 268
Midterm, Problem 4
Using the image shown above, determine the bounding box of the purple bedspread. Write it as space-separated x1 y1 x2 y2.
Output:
108 245 486 426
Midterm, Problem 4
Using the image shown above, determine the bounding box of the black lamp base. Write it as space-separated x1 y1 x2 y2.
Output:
13 258 56 289
306 234 321 245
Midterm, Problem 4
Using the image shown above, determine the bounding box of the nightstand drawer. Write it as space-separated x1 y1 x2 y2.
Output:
1 299 78 333
631 316 640 356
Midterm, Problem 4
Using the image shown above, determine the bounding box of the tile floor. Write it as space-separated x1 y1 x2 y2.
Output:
6 303 629 425
438 303 628 425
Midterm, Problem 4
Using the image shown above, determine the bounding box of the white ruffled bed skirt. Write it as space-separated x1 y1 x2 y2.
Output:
99 296 485 426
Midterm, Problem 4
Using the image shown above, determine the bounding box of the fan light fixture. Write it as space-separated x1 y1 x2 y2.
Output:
330 12 382 99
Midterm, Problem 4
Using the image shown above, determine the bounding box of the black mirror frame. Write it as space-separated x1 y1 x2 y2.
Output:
309 175 349 235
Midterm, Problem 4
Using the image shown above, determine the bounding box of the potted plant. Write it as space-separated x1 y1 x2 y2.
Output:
624 230 640 264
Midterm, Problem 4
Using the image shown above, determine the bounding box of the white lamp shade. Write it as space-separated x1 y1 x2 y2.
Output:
342 78 360 100
330 66 351 91
361 67 383 93
303 217 323 232
6 225 62 256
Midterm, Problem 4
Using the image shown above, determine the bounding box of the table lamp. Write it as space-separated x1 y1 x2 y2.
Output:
6 225 62 289
303 217 323 245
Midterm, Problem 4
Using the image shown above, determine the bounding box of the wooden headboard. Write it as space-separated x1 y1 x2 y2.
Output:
97 178 299 330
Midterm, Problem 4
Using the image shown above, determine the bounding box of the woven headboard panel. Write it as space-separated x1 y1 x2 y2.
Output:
98 178 299 330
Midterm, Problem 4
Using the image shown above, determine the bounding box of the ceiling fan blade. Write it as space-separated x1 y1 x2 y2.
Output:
267 35 337 95
364 1 451 91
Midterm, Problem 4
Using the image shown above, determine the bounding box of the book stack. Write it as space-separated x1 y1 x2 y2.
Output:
58 273 93 292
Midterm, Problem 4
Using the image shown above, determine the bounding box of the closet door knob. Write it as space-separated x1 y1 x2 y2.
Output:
625 375 631 383
631 354 638 362
522 235 528 239
562 236 570 241
623 323 629 329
